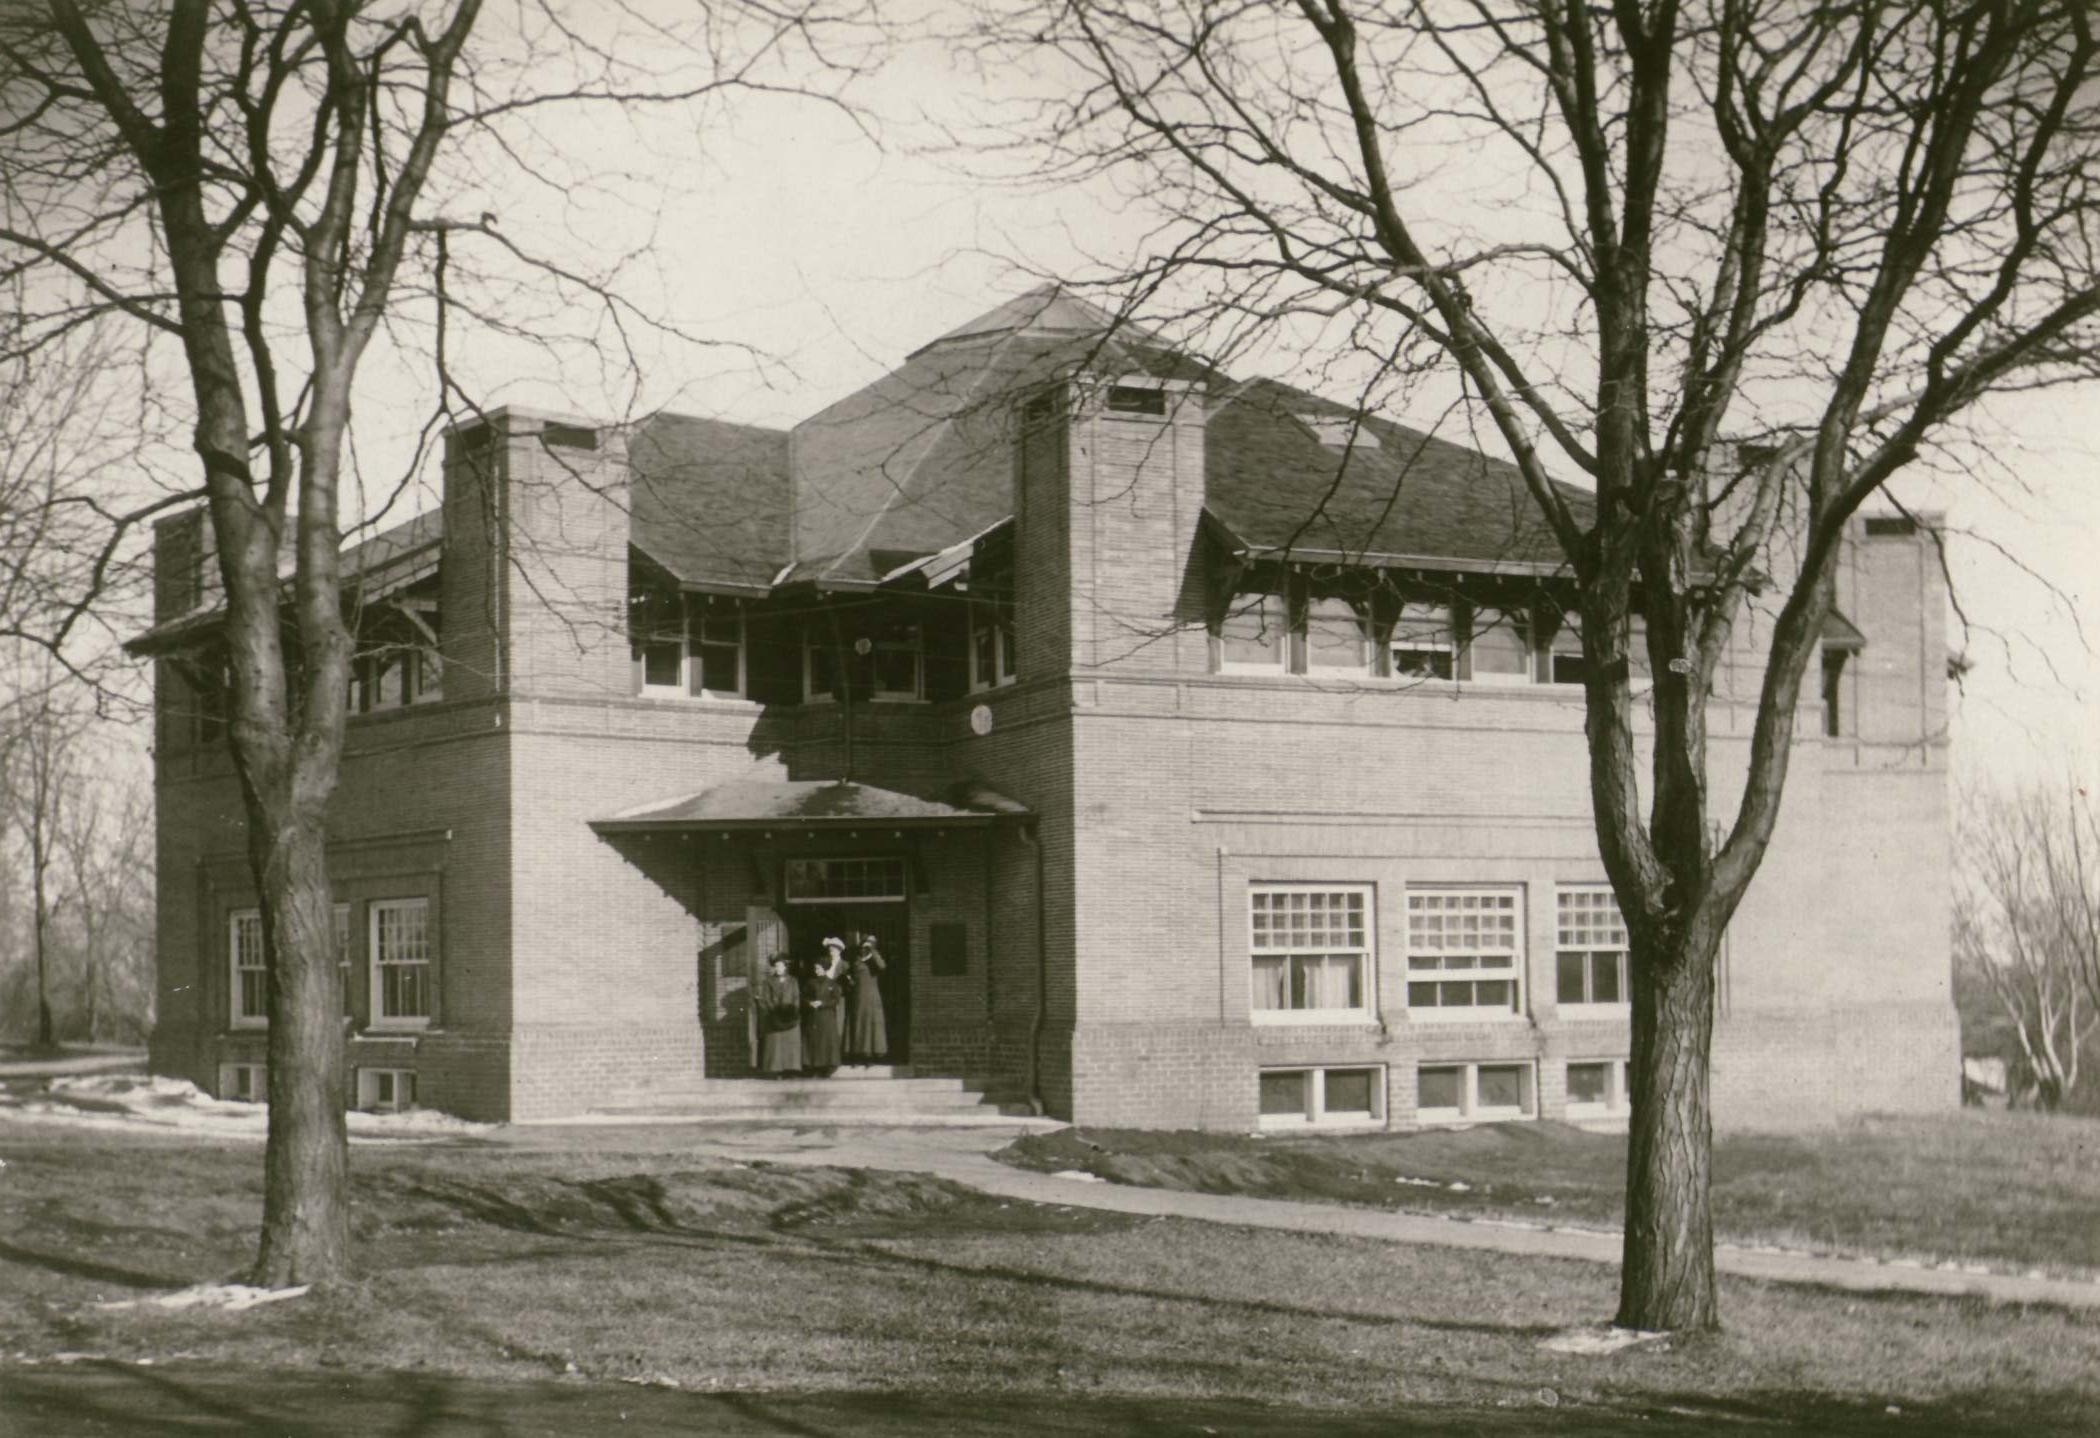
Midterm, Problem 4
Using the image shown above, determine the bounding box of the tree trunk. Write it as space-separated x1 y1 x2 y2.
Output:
31 833 53 1048
250 803 350 1286
1618 927 1720 1332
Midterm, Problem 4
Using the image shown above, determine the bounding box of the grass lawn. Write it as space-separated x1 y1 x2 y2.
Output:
999 1110 2100 1276
0 1128 2096 1432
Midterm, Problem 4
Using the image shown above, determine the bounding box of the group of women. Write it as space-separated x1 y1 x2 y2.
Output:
755 932 889 1077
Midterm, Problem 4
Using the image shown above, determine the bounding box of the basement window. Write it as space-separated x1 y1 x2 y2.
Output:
1416 1062 1536 1124
1566 1060 1629 1118
1258 1066 1384 1128
357 1068 417 1113
218 1062 266 1103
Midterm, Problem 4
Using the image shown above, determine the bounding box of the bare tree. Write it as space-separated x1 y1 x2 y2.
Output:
969 0 2100 1328
0 669 90 1050
1957 782 2100 1111
0 0 874 1286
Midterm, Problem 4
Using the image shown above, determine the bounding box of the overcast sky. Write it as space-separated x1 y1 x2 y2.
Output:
339 21 2094 794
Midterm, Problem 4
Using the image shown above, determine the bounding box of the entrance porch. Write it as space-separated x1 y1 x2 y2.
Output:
591 778 1036 1111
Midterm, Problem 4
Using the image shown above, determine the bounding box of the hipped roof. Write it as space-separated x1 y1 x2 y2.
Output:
592 779 1030 833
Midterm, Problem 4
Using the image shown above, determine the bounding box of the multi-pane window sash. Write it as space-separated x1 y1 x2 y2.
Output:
230 909 267 1027
1304 597 1370 673
1218 593 1289 671
869 618 925 699
1250 886 1372 1017
1555 887 1629 1007
1406 889 1523 1014
371 899 432 1027
1389 603 1456 679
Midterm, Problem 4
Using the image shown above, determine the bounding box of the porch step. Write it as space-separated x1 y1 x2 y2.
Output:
589 1073 1028 1123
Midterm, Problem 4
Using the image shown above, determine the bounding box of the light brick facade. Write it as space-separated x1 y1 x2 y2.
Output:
144 304 1959 1129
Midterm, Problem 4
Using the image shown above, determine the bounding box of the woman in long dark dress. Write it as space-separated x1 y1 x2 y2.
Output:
844 932 889 1064
801 937 847 1077
756 955 804 1076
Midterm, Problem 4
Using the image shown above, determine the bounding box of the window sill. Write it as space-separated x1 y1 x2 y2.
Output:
1557 1004 1631 1020
1403 1009 1528 1023
1250 1011 1379 1026
1565 1103 1628 1120
1257 1112 1385 1131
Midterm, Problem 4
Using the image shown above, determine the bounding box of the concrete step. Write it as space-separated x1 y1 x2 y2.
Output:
591 1075 1016 1121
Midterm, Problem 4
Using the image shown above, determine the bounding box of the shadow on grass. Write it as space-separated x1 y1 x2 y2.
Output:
3 1361 2089 1436
0 1237 192 1292
392 1171 1568 1342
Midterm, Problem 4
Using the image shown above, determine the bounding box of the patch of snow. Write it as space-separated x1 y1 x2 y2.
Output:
1446 1180 1473 1192
97 1283 309 1313
1048 1169 1104 1183
0 1073 491 1144
1539 1326 1669 1356
1392 1175 1439 1188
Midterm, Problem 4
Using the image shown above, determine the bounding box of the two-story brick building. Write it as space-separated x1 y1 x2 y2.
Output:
138 288 1960 1127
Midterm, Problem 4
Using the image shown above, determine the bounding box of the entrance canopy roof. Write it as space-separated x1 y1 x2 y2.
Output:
591 779 1031 835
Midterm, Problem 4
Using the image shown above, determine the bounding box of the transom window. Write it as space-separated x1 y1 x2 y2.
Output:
370 898 432 1029
230 909 267 1028
1406 888 1524 1017
1249 885 1374 1019
1556 887 1629 1008
784 857 908 904
1389 603 1456 679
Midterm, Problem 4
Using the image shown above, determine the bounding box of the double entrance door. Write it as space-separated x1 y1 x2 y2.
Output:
782 904 910 1063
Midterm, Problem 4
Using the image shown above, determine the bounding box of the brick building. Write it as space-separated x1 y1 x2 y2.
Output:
137 289 1960 1127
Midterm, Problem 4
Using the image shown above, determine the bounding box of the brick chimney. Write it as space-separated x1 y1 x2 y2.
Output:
440 408 633 702
1014 377 1209 679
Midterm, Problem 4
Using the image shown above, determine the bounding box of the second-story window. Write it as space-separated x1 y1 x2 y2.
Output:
1217 591 1290 672
1305 596 1370 674
869 616 924 700
969 598 1016 691
1389 603 1457 679
629 567 745 700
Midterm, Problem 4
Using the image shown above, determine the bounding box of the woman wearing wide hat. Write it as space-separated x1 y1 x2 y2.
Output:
800 936 847 1077
844 931 890 1065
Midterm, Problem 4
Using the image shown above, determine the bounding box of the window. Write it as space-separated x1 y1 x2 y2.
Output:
1389 603 1456 679
1467 609 1534 683
1249 885 1374 1020
218 1062 266 1103
370 898 432 1029
1218 592 1289 672
230 909 267 1028
1304 596 1370 674
869 617 925 700
1547 617 1588 685
1566 1059 1628 1117
804 626 837 701
357 1068 417 1113
1406 889 1524 1017
783 857 908 903
335 902 353 1017
348 599 443 714
1106 384 1166 415
1416 1061 1536 1122
969 599 1016 691
1258 1066 1384 1127
630 576 744 700
1556 887 1628 1010
1822 648 1848 737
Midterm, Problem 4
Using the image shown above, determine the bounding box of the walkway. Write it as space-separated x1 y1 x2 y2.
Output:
496 1120 2100 1311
